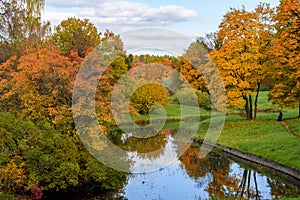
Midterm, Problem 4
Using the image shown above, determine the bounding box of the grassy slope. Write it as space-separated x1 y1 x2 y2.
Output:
197 91 300 170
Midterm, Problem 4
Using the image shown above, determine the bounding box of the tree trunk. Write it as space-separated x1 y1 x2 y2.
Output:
253 172 259 200
254 83 260 119
240 169 248 198
244 96 250 120
249 95 253 120
298 97 300 118
247 171 251 198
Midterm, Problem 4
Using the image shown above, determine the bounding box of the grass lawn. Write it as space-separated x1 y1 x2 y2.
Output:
196 91 300 170
131 102 211 122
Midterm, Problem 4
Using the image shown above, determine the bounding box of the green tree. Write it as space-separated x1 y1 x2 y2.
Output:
0 112 127 196
175 88 211 109
268 0 300 117
52 17 101 57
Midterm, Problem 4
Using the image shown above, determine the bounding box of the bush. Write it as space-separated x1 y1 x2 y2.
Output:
130 83 169 114
175 88 211 110
0 112 127 198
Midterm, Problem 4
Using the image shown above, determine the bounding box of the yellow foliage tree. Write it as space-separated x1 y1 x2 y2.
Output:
130 83 169 114
210 3 274 119
268 0 300 117
0 157 27 195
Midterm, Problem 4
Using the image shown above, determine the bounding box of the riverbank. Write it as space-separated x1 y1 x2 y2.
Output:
131 91 300 173
196 110 300 172
194 140 300 182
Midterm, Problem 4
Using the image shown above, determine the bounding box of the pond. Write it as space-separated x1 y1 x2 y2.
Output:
59 125 300 200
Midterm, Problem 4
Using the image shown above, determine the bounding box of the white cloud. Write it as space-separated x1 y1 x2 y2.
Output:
43 0 198 30
43 1 197 53
79 2 197 25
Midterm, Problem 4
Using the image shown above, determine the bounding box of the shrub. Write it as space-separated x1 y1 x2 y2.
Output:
130 84 169 114
175 88 211 110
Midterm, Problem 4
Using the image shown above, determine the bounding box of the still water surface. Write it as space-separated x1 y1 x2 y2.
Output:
119 146 299 199
61 126 300 200
111 127 300 200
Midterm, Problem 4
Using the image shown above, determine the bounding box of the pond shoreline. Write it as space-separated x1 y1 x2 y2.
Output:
194 139 300 181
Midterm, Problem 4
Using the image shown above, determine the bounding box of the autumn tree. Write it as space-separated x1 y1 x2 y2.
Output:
210 3 274 119
179 40 226 112
0 44 82 134
52 17 101 57
179 40 213 92
130 83 169 114
179 57 207 92
96 55 129 122
71 31 128 123
0 0 50 63
268 0 300 117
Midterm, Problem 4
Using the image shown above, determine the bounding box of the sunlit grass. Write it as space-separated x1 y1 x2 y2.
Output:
197 91 300 170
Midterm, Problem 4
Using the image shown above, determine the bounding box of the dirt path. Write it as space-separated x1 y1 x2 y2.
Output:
278 121 300 138
279 121 292 133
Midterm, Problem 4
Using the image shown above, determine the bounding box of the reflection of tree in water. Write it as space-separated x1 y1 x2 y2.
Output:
179 144 231 180
179 144 241 198
109 128 177 160
180 144 300 199
235 167 300 199
179 144 211 179
267 178 300 199
179 145 263 199
206 168 239 199
235 170 258 199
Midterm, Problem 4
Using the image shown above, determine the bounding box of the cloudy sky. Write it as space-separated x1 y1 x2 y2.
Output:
42 0 280 54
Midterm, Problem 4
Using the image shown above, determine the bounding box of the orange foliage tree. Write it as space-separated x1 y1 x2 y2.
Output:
268 0 300 117
210 3 274 119
0 44 82 134
180 40 210 92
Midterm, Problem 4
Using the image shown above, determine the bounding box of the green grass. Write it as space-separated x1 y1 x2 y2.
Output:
214 117 300 169
285 118 300 137
131 102 211 122
256 91 281 111
197 91 300 170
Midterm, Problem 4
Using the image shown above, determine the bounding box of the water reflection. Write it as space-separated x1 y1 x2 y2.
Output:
110 128 180 172
107 126 300 199
180 144 300 199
